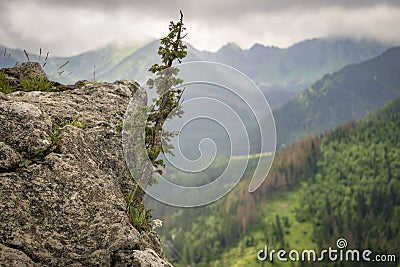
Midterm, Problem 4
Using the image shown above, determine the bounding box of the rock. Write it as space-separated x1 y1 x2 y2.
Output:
0 62 48 90
1 62 47 81
113 249 173 267
0 100 52 158
0 65 172 266
0 142 21 171
0 244 36 267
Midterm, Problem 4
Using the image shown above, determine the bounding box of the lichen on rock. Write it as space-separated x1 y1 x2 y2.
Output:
0 63 172 266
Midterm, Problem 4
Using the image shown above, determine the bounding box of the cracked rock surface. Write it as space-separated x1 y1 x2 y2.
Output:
0 64 172 267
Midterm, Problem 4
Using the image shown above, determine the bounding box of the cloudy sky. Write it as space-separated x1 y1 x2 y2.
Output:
1 0 400 56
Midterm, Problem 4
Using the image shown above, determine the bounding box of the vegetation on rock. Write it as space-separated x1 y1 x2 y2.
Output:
0 62 70 94
126 11 188 223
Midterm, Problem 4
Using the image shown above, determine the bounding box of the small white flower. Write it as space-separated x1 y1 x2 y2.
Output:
152 219 163 229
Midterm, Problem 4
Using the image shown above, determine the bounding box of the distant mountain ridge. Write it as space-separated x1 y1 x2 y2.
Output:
0 38 390 109
0 42 143 84
190 38 390 108
274 46 400 146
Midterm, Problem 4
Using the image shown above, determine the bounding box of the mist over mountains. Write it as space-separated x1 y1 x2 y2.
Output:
0 38 389 110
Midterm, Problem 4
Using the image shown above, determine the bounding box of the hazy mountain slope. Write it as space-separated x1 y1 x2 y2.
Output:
212 38 386 86
47 43 144 83
103 38 388 87
0 42 144 84
274 47 400 146
101 38 389 109
0 38 391 109
242 39 391 108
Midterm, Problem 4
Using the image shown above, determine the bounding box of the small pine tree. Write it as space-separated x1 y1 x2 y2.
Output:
146 10 187 168
133 10 188 205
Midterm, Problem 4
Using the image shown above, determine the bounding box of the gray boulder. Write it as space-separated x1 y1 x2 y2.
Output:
0 62 48 91
0 64 172 266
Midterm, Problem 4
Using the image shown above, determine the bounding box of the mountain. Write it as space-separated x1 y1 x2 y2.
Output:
1 38 389 109
274 46 400 146
150 97 400 266
295 97 400 262
211 38 391 108
205 38 387 86
101 38 390 109
0 42 144 84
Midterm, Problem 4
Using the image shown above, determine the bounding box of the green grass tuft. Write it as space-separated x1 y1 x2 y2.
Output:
50 117 88 142
115 122 124 134
0 72 12 94
21 76 53 92
126 184 153 232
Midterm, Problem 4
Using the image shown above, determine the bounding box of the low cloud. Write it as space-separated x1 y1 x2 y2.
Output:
1 0 399 55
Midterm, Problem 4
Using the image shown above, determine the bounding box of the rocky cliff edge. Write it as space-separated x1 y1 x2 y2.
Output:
0 62 172 267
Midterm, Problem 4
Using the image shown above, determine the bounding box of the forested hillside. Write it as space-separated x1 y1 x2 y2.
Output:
152 97 400 266
297 97 400 259
274 47 400 146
